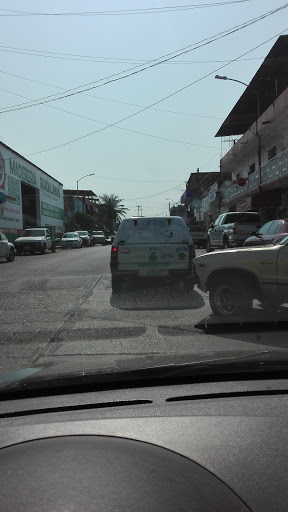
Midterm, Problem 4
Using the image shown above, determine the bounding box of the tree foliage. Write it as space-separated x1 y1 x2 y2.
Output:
98 194 128 232
68 212 97 232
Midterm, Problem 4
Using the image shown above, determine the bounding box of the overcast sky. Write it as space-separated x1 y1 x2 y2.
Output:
0 0 287 216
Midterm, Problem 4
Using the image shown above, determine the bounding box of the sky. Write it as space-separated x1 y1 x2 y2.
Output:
0 0 287 217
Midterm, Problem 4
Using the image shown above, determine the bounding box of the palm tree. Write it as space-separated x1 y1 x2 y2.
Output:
98 194 128 233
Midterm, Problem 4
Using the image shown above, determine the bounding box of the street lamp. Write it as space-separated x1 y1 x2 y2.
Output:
215 74 261 169
76 173 95 212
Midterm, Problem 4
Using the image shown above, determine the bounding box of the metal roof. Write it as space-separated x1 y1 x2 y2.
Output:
64 189 97 197
215 35 288 137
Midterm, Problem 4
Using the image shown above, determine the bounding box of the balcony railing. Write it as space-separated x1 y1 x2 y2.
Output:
221 147 288 204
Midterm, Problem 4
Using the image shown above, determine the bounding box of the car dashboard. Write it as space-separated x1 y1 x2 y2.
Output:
0 377 287 511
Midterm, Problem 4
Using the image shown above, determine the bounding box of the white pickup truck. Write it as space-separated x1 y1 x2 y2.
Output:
193 236 288 317
207 212 262 252
14 227 57 255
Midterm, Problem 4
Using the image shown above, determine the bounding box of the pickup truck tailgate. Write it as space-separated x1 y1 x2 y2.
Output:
118 243 190 275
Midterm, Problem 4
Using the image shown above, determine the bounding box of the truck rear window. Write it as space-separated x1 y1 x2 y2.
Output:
225 213 261 224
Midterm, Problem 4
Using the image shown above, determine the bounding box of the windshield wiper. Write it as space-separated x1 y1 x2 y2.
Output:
1 351 288 396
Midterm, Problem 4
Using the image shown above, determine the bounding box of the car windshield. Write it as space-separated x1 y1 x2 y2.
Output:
1 2 288 393
21 229 46 237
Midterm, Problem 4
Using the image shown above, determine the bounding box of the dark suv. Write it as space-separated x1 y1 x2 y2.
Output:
91 231 106 246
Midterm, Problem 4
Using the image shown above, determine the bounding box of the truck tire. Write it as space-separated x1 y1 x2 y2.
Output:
112 275 122 292
209 277 253 317
6 248 15 262
41 244 46 254
206 238 214 253
223 237 229 249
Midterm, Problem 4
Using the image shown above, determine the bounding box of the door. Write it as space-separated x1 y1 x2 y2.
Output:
0 232 7 257
276 244 288 302
209 215 223 247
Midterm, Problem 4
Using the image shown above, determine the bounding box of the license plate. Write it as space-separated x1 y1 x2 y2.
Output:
139 269 169 277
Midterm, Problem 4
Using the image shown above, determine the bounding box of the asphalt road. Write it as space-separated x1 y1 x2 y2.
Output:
0 245 287 379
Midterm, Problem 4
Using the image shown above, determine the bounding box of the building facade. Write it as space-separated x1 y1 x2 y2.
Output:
0 142 64 242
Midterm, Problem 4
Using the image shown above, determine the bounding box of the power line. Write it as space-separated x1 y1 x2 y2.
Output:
24 27 288 158
0 68 223 119
125 183 185 201
0 87 219 150
0 1 257 16
1 3 286 114
0 44 264 65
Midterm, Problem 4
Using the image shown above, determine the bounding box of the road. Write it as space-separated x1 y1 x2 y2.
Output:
0 245 286 378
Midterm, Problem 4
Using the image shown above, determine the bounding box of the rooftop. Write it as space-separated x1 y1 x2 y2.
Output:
215 35 288 137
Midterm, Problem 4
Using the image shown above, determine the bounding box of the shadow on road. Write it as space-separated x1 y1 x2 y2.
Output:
110 280 205 311
194 305 288 350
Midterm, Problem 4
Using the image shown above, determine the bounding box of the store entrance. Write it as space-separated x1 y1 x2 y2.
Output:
21 182 37 227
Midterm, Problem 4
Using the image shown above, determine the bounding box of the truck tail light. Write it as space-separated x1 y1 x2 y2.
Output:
111 246 118 266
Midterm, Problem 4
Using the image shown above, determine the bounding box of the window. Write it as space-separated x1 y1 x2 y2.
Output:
258 221 273 235
268 146 277 161
267 221 281 235
214 215 223 226
248 163 256 175
225 213 261 224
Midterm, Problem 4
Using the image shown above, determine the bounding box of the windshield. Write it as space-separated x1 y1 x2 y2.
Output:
63 233 77 238
1 2 288 393
21 229 46 237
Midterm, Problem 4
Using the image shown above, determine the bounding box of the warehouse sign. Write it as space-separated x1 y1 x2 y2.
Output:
40 177 61 198
41 201 64 220
9 159 37 186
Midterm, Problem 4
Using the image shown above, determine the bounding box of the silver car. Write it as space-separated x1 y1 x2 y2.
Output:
61 232 83 249
0 231 15 262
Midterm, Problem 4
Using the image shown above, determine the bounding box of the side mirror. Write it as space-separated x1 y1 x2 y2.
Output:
210 223 215 229
250 231 257 236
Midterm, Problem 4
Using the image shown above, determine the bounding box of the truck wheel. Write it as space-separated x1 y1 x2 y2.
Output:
223 237 229 249
112 276 122 292
6 248 15 262
206 238 214 253
51 244 56 253
209 278 253 317
41 244 46 254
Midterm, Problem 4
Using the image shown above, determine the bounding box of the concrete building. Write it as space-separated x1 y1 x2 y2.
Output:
180 169 221 227
0 142 64 242
214 35 288 223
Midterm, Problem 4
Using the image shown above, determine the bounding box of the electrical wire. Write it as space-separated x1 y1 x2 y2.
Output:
0 68 223 119
0 87 219 150
24 27 288 158
0 1 257 17
124 183 185 201
0 2 286 114
0 44 264 65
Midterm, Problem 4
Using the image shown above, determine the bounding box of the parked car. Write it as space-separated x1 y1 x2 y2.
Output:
91 231 106 246
244 219 288 247
0 231 15 262
76 231 91 247
105 234 114 245
61 232 82 249
206 212 262 251
14 226 57 255
193 235 288 317
110 216 196 292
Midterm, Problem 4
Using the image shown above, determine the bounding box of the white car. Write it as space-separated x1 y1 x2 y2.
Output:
0 231 15 262
110 216 196 292
61 232 83 249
